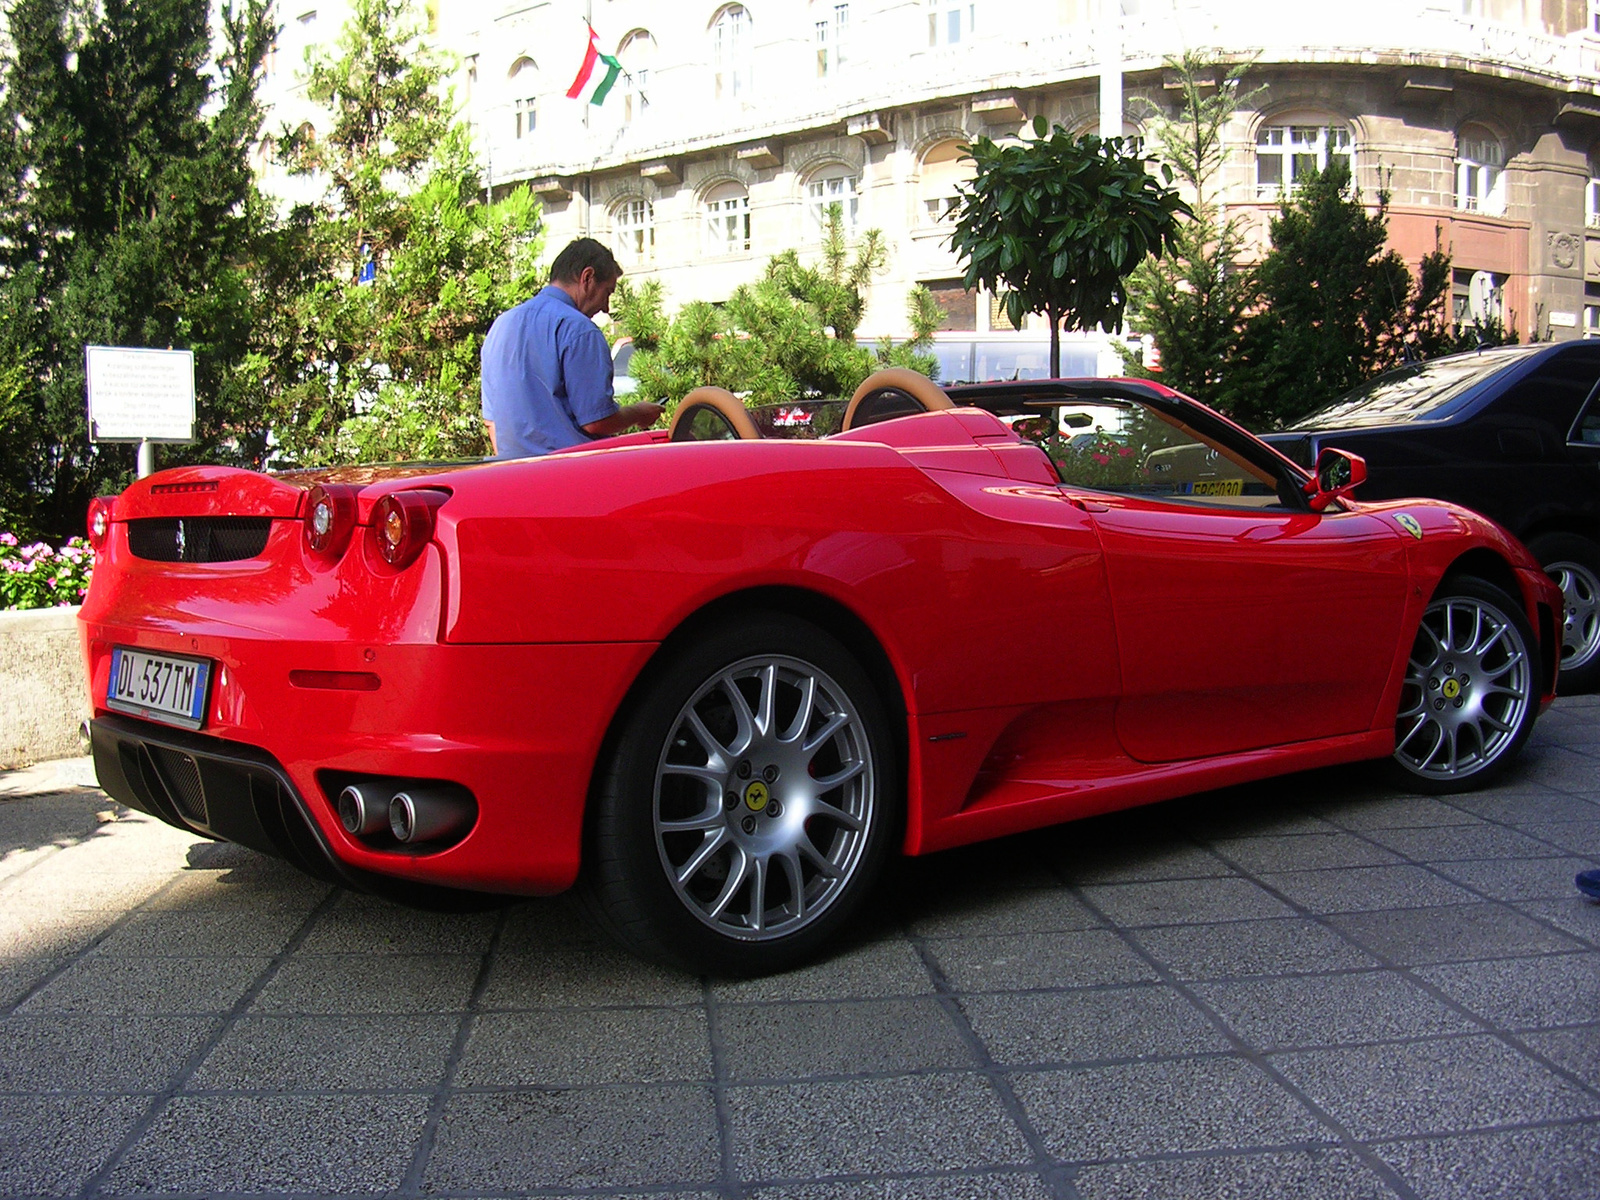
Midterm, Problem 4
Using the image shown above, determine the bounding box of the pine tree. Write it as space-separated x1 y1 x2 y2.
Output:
0 0 272 537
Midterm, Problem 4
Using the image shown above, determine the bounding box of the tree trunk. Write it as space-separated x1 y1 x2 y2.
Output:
1048 307 1062 379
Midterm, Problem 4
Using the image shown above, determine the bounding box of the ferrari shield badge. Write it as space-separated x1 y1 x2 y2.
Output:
743 780 770 812
1395 513 1424 540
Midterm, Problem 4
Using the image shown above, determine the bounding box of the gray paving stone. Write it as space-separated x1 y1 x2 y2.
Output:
250 953 480 1014
480 947 703 1009
0 1093 148 1197
1327 904 1585 966
0 1014 216 1091
0 957 64 1008
719 997 973 1080
1515 1027 1600 1090
90 908 307 957
1080 876 1299 926
747 1174 1054 1199
1210 832 1403 873
1311 796 1483 829
1073 1148 1401 1200
1192 971 1478 1051
140 866 330 913
1050 839 1236 884
961 984 1229 1065
188 1013 458 1090
1132 918 1379 980
102 1092 430 1194
15 954 268 1014
1415 953 1600 1028
1363 823 1567 862
1259 865 1480 914
1270 1034 1600 1138
905 885 1101 938
1516 896 1600 948
495 896 604 952
295 891 498 954
0 907 116 960
1012 1056 1327 1160
713 936 934 1003
1511 823 1600 857
1432 856 1600 901
1375 1122 1600 1200
1444 789 1600 826
1178 804 1343 841
1512 745 1600 789
425 1087 720 1191
926 929 1159 993
454 1007 711 1085
727 1074 1031 1179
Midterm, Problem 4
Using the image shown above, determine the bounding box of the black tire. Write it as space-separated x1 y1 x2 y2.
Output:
580 614 898 976
1387 577 1541 794
1527 532 1600 695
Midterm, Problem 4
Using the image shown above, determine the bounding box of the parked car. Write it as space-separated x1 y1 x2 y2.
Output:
1261 342 1600 691
81 371 1561 974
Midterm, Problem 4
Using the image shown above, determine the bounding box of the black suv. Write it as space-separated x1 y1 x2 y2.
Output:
1263 341 1600 690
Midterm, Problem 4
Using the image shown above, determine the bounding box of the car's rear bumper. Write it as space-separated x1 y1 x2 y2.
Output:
80 625 658 895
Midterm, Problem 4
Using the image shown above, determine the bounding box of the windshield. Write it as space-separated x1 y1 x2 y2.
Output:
1289 347 1537 431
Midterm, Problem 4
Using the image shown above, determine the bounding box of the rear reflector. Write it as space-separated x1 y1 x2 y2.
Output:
288 670 381 691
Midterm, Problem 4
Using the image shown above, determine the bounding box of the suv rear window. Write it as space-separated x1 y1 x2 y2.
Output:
1289 347 1537 431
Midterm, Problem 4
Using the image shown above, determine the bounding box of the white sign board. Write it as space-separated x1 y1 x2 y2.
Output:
85 346 196 443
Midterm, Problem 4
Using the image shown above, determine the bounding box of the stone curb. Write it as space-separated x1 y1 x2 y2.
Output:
0 605 90 769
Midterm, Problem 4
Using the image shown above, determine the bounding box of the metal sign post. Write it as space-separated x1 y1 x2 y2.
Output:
84 346 197 478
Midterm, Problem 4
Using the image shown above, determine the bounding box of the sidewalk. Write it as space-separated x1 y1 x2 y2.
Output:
2 702 1598 1200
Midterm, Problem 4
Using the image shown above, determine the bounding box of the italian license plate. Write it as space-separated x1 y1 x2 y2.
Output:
107 647 212 730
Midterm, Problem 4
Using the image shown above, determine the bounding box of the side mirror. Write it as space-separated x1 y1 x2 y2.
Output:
1304 447 1368 512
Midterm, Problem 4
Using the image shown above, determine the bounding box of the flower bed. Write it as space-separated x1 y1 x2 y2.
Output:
1 533 92 610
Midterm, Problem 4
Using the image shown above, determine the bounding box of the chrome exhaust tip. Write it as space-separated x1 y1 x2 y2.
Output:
338 782 395 836
389 785 473 844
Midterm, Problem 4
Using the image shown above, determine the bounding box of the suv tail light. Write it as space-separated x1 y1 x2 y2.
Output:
369 489 448 570
303 484 359 559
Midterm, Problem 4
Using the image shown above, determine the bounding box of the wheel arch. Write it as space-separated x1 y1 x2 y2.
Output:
581 584 912 851
1438 547 1559 697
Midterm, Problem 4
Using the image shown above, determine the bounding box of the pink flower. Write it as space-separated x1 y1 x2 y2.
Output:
1118 447 1133 457
1092 453 1110 465
0 532 16 547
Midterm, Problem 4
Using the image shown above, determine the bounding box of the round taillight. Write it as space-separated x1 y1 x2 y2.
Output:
369 489 447 570
303 484 358 558
86 497 114 551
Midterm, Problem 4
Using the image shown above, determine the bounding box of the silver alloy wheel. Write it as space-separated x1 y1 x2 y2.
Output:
1394 593 1533 782
1547 558 1600 674
652 654 876 941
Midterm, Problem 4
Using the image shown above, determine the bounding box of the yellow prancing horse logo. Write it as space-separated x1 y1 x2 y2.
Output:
1395 513 1424 540
743 780 769 812
1442 678 1461 699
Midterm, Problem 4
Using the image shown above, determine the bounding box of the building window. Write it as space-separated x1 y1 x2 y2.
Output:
1455 127 1506 215
464 54 478 104
1255 121 1352 198
928 0 976 47
807 169 860 235
1590 0 1600 34
509 58 537 140
263 38 279 79
705 182 751 255
712 5 751 102
815 3 849 77
618 30 655 125
919 139 970 226
1586 283 1600 337
614 199 655 264
1588 170 1600 230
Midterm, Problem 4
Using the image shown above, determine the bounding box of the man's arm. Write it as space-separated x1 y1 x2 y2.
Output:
582 402 664 438
483 420 498 454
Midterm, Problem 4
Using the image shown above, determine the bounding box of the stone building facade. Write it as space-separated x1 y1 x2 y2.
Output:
260 0 1600 348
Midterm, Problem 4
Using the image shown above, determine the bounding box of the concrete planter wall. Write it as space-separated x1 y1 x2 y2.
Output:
0 606 89 768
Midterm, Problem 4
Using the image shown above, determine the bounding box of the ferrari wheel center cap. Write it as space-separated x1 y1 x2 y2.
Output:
743 780 770 813
1442 678 1461 700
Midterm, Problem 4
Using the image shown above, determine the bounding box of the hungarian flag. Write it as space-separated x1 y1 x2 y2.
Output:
567 23 622 105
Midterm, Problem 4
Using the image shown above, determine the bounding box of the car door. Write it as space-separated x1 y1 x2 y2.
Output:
1049 398 1411 764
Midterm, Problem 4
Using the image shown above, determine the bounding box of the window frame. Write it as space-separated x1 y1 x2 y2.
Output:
815 2 849 77
927 0 976 46
712 5 752 102
1455 128 1506 216
806 168 860 237
1254 121 1353 199
613 198 656 265
704 183 752 256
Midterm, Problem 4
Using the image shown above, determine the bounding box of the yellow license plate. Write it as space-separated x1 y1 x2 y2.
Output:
1190 479 1244 496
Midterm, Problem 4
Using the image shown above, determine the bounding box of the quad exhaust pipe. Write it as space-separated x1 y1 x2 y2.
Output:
338 779 475 845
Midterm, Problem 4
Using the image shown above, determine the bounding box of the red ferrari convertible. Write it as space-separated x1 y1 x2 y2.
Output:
79 371 1563 973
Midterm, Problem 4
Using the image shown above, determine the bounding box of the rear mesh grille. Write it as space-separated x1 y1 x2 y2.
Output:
148 746 208 825
127 518 273 563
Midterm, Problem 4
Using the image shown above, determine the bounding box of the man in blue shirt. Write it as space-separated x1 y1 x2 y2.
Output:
481 238 663 458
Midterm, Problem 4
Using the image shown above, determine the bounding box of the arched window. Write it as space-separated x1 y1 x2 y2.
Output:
1456 126 1506 215
918 139 970 226
705 181 751 255
509 57 537 140
928 0 976 46
618 31 655 125
806 165 859 236
711 5 752 102
613 198 655 264
1255 115 1352 198
814 1 849 77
